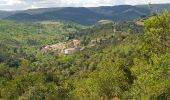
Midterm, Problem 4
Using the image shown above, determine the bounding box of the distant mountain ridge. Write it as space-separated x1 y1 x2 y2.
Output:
1 3 170 25
136 3 170 13
0 11 15 19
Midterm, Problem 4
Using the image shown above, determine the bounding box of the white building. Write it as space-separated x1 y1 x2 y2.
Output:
64 48 80 54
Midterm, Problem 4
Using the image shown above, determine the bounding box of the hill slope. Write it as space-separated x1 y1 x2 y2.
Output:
137 3 170 13
2 4 170 25
0 12 170 99
4 5 150 25
0 11 15 19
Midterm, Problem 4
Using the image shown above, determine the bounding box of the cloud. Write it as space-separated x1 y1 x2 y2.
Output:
0 0 170 10
0 0 24 6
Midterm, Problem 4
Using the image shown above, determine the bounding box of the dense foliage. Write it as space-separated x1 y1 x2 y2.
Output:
0 11 170 100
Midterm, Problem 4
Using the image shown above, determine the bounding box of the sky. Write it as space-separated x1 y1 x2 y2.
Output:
0 0 170 11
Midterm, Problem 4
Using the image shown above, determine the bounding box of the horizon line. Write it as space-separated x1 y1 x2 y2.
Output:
1 3 170 11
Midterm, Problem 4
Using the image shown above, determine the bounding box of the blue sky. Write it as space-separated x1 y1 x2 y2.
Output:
0 0 170 10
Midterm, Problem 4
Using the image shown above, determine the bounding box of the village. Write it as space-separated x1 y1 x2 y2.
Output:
41 39 83 55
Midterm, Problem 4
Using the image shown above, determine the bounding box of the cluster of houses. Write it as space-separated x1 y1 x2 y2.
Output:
41 39 82 55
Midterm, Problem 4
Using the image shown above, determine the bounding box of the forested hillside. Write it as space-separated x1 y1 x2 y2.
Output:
5 5 149 25
1 4 170 25
0 11 170 100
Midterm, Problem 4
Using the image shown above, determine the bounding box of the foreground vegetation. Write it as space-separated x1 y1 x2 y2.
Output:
0 11 170 100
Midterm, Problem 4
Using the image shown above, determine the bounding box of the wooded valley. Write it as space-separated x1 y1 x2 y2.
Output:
0 9 170 100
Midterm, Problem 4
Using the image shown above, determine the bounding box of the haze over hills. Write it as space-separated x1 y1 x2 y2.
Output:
0 11 15 19
137 3 170 13
0 3 170 25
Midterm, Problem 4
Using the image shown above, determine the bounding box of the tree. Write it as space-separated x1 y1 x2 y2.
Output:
73 60 129 100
